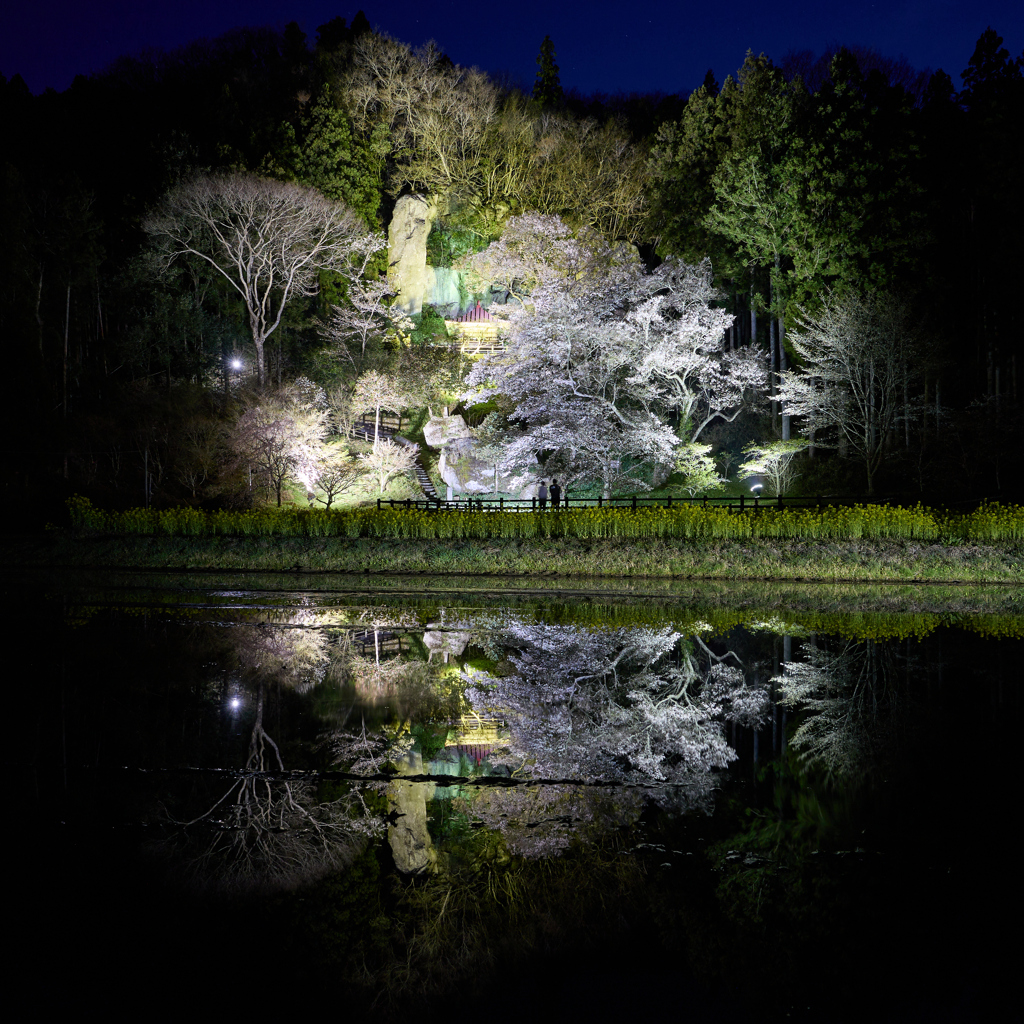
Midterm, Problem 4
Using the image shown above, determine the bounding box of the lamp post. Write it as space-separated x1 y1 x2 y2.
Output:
226 356 243 397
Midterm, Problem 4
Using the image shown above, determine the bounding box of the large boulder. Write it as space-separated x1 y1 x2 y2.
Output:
439 437 538 497
423 629 472 659
423 413 472 448
423 412 538 497
388 194 436 315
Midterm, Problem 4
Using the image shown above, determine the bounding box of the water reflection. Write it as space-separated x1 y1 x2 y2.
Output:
464 624 767 786
157 678 381 894
774 638 907 780
10 577 1021 1018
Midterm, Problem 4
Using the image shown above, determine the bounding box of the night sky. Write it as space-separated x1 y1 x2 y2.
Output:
3 1 1022 97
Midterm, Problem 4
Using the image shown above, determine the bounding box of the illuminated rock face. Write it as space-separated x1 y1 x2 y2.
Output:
388 194 436 315
424 412 539 497
439 440 539 497
423 413 472 449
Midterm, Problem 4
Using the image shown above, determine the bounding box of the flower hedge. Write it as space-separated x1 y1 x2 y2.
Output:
66 496 1024 544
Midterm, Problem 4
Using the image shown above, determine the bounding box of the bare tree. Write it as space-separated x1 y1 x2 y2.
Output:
360 438 420 494
341 35 648 239
174 414 226 500
144 173 383 384
312 444 364 509
319 273 413 368
777 291 917 494
343 33 499 201
351 369 410 443
159 683 381 895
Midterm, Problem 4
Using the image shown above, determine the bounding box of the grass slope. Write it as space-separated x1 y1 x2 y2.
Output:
5 533 1022 583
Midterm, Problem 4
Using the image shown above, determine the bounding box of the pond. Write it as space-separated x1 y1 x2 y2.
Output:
7 572 1020 1020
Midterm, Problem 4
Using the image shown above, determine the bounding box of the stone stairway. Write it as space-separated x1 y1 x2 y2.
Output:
411 457 440 500
393 436 439 501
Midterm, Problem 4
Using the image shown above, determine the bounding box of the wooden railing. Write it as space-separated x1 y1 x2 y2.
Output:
349 413 401 441
374 493 960 512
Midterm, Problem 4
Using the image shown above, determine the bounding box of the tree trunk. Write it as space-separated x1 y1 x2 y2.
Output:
779 316 790 440
903 368 910 448
36 266 45 354
63 283 70 418
252 319 266 386
749 281 757 348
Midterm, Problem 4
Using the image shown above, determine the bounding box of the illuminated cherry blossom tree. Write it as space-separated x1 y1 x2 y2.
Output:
230 396 327 506
465 218 767 496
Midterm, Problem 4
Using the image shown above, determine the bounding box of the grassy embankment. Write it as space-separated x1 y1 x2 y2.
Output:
5 496 1023 583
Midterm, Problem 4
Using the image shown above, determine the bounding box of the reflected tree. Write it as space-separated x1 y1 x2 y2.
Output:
158 681 381 894
456 785 645 860
773 638 906 779
466 623 769 785
230 621 331 692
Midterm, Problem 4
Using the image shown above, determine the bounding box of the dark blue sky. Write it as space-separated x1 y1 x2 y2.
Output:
3 1 1022 96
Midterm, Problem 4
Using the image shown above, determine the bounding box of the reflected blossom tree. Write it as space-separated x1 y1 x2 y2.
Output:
465 623 768 785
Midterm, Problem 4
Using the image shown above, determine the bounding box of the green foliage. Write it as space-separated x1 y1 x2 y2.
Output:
648 80 730 263
425 223 488 268
265 92 381 228
412 723 451 762
409 305 450 346
739 439 810 496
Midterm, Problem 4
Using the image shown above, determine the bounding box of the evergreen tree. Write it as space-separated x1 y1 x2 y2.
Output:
293 95 381 228
533 36 563 108
955 28 1024 400
648 78 730 264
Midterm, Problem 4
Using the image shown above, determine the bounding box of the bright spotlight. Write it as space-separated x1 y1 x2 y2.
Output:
231 359 243 370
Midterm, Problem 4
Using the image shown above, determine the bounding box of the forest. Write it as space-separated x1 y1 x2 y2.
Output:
2 11 1022 520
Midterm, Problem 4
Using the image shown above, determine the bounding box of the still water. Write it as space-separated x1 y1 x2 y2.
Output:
7 573 1021 1020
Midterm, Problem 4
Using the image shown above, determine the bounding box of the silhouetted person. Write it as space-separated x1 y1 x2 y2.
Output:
538 481 548 509
550 478 562 507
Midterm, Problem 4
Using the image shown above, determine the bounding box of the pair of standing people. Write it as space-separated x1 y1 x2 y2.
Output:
537 478 563 509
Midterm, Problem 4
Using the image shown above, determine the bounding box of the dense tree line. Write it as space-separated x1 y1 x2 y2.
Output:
1 14 1021 515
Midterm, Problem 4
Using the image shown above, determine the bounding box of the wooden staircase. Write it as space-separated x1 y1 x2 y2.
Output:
350 416 439 501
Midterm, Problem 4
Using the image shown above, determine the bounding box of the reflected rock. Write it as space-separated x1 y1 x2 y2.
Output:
388 743 437 875
423 629 472 659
